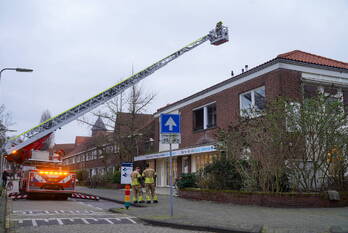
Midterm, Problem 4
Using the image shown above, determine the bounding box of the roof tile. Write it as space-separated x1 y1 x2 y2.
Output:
277 50 348 69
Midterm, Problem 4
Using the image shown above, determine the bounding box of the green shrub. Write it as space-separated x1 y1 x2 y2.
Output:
176 173 197 189
76 170 89 181
112 171 121 184
197 158 242 190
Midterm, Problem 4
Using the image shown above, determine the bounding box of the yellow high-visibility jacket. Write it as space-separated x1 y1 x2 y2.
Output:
142 168 156 184
131 170 141 186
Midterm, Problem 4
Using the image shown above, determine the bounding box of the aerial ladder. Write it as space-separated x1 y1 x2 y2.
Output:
3 22 229 162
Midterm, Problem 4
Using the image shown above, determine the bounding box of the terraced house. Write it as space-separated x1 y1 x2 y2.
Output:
134 50 348 187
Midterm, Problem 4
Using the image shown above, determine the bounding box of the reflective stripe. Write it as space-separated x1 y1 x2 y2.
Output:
145 177 154 184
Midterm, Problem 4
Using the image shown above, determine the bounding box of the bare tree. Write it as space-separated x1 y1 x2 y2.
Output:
79 84 156 166
0 104 13 172
285 94 348 191
39 109 54 150
218 94 348 192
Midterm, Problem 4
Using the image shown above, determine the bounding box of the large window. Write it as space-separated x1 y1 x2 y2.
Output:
240 86 265 116
193 103 217 131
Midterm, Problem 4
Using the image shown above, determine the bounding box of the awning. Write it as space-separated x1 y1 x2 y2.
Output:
134 144 217 161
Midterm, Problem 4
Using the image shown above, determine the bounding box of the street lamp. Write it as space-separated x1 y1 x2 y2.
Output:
0 67 33 179
0 67 33 81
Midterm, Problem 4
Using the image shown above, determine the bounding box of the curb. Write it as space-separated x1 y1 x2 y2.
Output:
76 192 145 208
109 208 261 233
4 196 13 233
138 218 262 233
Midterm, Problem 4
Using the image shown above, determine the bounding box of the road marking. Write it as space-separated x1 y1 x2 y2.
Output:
127 217 137 224
81 218 90 224
12 217 138 227
12 210 105 215
56 218 64 225
103 218 114 224
32 219 38 227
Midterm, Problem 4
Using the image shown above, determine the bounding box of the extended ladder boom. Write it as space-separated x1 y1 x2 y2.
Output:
5 23 229 155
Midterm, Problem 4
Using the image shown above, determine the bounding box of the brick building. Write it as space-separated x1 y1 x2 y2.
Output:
134 50 348 187
57 113 156 177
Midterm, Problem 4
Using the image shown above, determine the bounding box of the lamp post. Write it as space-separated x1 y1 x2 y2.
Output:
0 67 33 81
0 67 33 180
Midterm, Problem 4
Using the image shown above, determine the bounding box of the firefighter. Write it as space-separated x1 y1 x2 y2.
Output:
2 170 9 188
216 21 223 36
130 167 144 203
142 163 158 204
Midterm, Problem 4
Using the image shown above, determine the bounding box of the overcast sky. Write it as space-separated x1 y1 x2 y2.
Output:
1 0 347 144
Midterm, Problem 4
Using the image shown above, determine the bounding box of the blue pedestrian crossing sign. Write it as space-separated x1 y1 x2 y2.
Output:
160 114 181 134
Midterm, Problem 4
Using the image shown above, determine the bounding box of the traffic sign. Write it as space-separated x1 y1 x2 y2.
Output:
161 134 181 144
160 114 180 134
120 162 133 184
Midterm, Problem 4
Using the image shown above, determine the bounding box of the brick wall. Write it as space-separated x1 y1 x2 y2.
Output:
177 69 301 148
179 189 348 208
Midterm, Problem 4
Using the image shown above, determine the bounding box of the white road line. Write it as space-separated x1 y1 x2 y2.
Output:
32 219 38 227
56 218 64 225
103 218 114 224
81 218 90 224
126 217 137 224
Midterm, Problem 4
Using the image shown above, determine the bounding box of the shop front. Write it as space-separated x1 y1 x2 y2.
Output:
134 144 219 187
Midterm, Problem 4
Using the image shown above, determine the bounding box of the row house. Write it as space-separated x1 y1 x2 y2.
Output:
134 50 348 187
57 113 156 177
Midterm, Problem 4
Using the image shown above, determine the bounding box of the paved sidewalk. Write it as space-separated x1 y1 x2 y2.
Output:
76 186 348 233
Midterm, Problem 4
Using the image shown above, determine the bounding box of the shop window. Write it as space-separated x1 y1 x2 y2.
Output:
240 86 265 117
193 103 217 131
194 154 217 170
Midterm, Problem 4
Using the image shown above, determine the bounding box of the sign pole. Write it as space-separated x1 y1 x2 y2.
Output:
160 114 180 217
169 140 173 217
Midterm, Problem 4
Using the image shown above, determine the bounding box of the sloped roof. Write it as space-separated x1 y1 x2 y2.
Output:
51 143 75 154
277 50 348 69
116 112 153 136
155 50 348 114
92 116 107 131
75 136 91 146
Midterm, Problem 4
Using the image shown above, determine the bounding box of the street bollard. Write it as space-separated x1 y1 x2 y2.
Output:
124 184 131 209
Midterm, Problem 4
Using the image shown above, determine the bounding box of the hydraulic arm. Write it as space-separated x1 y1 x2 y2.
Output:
4 23 229 158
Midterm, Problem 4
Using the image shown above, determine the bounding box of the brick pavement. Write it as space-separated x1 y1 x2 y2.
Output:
76 186 348 233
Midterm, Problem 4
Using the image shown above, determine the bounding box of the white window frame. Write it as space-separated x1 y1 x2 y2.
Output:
192 102 217 130
239 86 266 117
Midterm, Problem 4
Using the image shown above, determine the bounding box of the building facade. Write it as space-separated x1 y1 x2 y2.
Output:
135 50 348 187
58 113 156 177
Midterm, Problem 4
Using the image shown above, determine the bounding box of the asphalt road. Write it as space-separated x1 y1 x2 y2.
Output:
9 198 205 233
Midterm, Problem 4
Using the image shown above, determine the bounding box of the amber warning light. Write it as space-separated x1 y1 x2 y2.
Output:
38 171 69 176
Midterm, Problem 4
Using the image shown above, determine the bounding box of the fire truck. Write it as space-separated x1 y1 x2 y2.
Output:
18 150 76 200
2 22 229 199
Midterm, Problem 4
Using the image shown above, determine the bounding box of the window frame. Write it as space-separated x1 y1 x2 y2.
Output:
192 102 217 131
239 86 266 117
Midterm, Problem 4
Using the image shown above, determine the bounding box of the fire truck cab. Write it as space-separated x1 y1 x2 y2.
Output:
19 150 76 200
